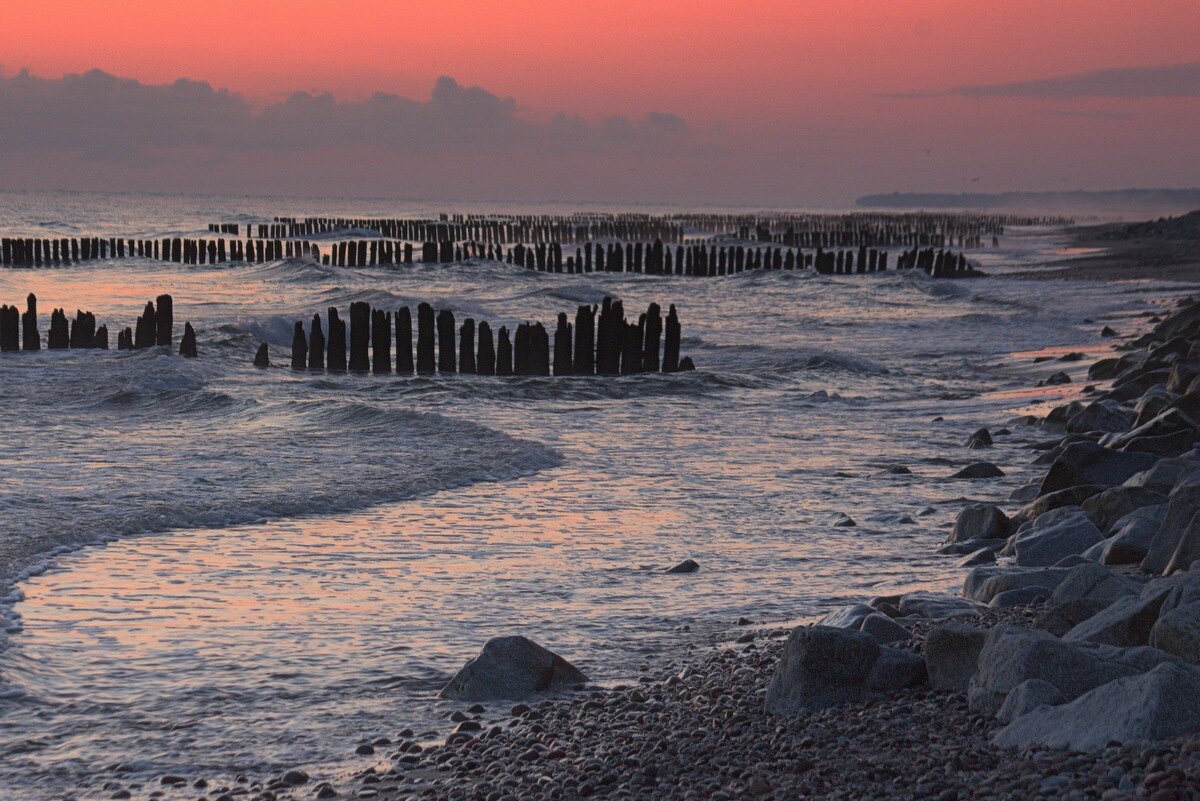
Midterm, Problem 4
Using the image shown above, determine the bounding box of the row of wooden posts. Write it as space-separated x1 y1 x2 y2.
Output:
0 294 197 356
271 298 693 377
0 235 319 268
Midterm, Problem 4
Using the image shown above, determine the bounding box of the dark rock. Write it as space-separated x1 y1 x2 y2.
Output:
665 559 700 574
949 462 1005 479
1037 441 1158 497
439 636 588 701
964 427 993 449
1081 485 1167 533
948 503 1010 543
1011 507 1104 567
1101 504 1167 565
924 623 988 691
1151 601 1200 663
1043 371 1071 386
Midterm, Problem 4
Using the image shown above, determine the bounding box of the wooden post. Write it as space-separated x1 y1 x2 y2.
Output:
553 312 573 375
155 294 173 347
180 322 198 357
574 304 595 375
460 318 476 374
396 307 414 374
309 314 326 370
620 320 642 374
327 307 347 371
437 309 456 373
496 326 513 375
416 303 436 373
533 323 550 375
22 293 39 351
663 304 680 372
477 321 495 375
349 301 370 371
642 302 662 372
95 324 108 349
292 321 308 369
254 342 270 367
372 308 391 373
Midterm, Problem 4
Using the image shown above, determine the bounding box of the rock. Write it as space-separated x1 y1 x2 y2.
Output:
830 512 856 527
1063 593 1167 647
866 646 926 690
1123 453 1200 495
765 626 917 714
1049 562 1140 606
1133 386 1176 427
1081 486 1167 533
964 427 993 449
1012 508 1105 567
968 624 1179 716
815 603 876 630
253 342 270 368
1105 408 1199 452
992 663 1200 751
1165 510 1200 575
949 462 1005 479
995 679 1065 725
1101 504 1167 565
1088 357 1121 380
990 586 1051 608
1142 476 1200 574
1038 442 1158 497
1052 554 1096 568
1151 601 1200 663
859 613 910 644
1043 371 1071 385
439 636 589 701
897 592 985 620
1011 484 1107 529
956 548 996 568
948 504 1010 544
964 566 1071 605
664 559 700 574
939 538 1006 556
924 624 988 691
1033 599 1112 637
1066 400 1133 434
282 770 309 786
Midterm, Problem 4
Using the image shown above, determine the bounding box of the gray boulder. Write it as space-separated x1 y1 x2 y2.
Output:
1151 601 1200 663
995 679 1065 725
924 623 987 691
990 586 1052 608
1142 476 1200 574
665 559 700 574
867 646 926 690
1010 484 1106 529
1049 562 1139 606
965 427 993 449
815 603 876 629
897 592 985 620
860 613 910 644
439 636 588 701
1123 454 1200 495
992 663 1200 751
1012 508 1105 567
1081 486 1167 534
950 462 1005 479
967 624 1178 716
1063 593 1167 647
964 566 1071 605
948 503 1010 543
1066 400 1133 435
1101 504 1168 565
1037 442 1158 497
764 626 923 714
1034 599 1113 637
1165 510 1200 575
957 548 997 568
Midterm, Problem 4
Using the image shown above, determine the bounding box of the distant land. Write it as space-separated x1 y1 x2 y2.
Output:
855 189 1200 216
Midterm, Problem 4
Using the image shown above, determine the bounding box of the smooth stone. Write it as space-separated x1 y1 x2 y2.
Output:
948 503 1011 544
664 559 700 574
1082 486 1167 534
965 427 993 449
438 636 588 701
859 613 910 644
1011 484 1106 529
1063 593 1167 647
897 592 985 620
990 586 1051 608
964 566 1071 605
815 603 875 630
939 538 1006 556
1123 453 1200 495
995 678 1065 725
1043 371 1071 386
1012 508 1104 567
1037 442 1158 498
1102 504 1168 565
924 623 988 691
1066 400 1133 435
1049 562 1140 606
831 513 856 527
949 462 1005 479
1151 601 1200 663
957 548 997 568
1142 476 1200 574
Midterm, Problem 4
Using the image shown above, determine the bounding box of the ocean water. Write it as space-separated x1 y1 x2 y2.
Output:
0 191 1187 800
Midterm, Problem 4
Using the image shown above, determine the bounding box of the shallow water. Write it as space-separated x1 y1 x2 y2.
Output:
0 191 1191 800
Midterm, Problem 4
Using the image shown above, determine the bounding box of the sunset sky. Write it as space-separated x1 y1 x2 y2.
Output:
1 0 1197 204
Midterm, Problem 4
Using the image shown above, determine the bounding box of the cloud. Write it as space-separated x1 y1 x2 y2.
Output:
950 62 1200 99
0 68 690 164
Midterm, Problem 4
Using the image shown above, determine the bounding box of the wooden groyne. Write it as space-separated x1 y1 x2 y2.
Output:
0 293 197 356
267 298 695 376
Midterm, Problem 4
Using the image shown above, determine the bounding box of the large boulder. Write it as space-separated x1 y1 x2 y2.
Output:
964 566 1071 604
992 663 1200 751
897 592 985 620
1037 442 1158 498
1010 484 1107 529
949 462 1005 479
1105 408 1200 452
1049 562 1140 606
968 624 1178 716
438 636 588 701
1062 593 1167 647
995 679 1065 725
1150 601 1200 663
1142 476 1200 574
860 613 911 644
815 603 876 629
1081 486 1167 533
1034 599 1113 637
1011 508 1105 567
1165 510 1200 575
1066 400 1134 434
1101 504 1168 565
1123 454 1200 495
764 626 923 715
1133 386 1177 427
924 623 988 691
948 503 1010 544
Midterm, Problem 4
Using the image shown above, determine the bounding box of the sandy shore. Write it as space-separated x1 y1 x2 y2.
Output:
1005 214 1200 282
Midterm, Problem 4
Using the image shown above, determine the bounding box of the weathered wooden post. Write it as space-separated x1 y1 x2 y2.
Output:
396 307 414 374
327 307 347 371
417 303 436 374
496 326 513 375
460 318 476 374
553 313 573 375
309 314 326 370
180 322 198 357
533 323 550 375
48 309 69 349
349 301 370 371
291 322 308 369
95 324 108 349
254 343 270 367
620 320 643 373
372 308 391 373
155 294 173 347
22 294 39 351
574 304 595 375
437 309 456 373
477 321 495 375
642 302 662 372
663 304 681 372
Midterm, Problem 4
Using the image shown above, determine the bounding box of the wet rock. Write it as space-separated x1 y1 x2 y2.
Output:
1151 601 1200 663
282 770 309 786
957 548 996 568
1049 562 1140 606
439 636 589 701
1064 593 1167 647
1011 484 1107 529
1142 476 1200 574
963 565 1071 604
1012 507 1105 567
990 586 1052 608
859 613 910 644
897 592 985 620
253 342 270 368
815 603 875 630
1038 441 1158 497
993 663 1200 751
831 513 856 527
1101 505 1168 565
664 559 700 574
965 427 993 449
1124 453 1200 495
924 623 987 691
1043 371 1072 386
995 678 1064 725
949 462 1005 479
948 503 1011 544
1066 400 1133 434
1082 485 1167 533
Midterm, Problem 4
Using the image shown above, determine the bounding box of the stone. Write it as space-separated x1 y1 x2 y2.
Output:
866 646 926 690
439 636 588 701
1151 601 1200 663
1165 509 1200 575
965 427 993 449
1049 562 1140 606
990 586 1051 608
949 462 1005 479
995 679 1065 725
897 592 985 620
1123 454 1200 495
282 770 309 786
664 559 700 574
1012 508 1105 567
1142 476 1200 574
1066 400 1134 434
992 663 1200 751
1034 599 1112 637
939 538 1006 556
1105 408 1199 452
1043 371 1072 386
1010 484 1107 529
967 624 1178 716
956 548 996 568
831 513 856 527
1038 442 1158 497
859 613 910 644
1081 486 1167 533
1133 386 1177 427
964 566 1071 605
815 603 876 630
1088 357 1121 380
1063 593 1167 647
948 504 1010 544
1102 505 1168 565
924 623 988 691
764 626 882 714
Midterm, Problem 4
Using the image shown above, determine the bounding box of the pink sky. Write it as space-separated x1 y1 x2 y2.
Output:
1 0 1197 203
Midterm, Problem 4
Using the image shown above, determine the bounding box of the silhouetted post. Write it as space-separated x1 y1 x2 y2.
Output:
309 314 326 369
292 322 308 369
663 304 681 372
48 309 69 349
437 309 456 373
573 304 595 375
180 322 198 357
417 303 436 374
327 307 347 371
460 318 476 374
642 302 662 372
477 321 495 375
155 294 173 347
22 294 39 351
396 307 414 374
533 323 550 375
553 312 573 375
496 326 513 375
254 342 270 367
620 320 642 373
372 308 391 373
349 301 370 371
95 324 108 349
135 301 157 349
